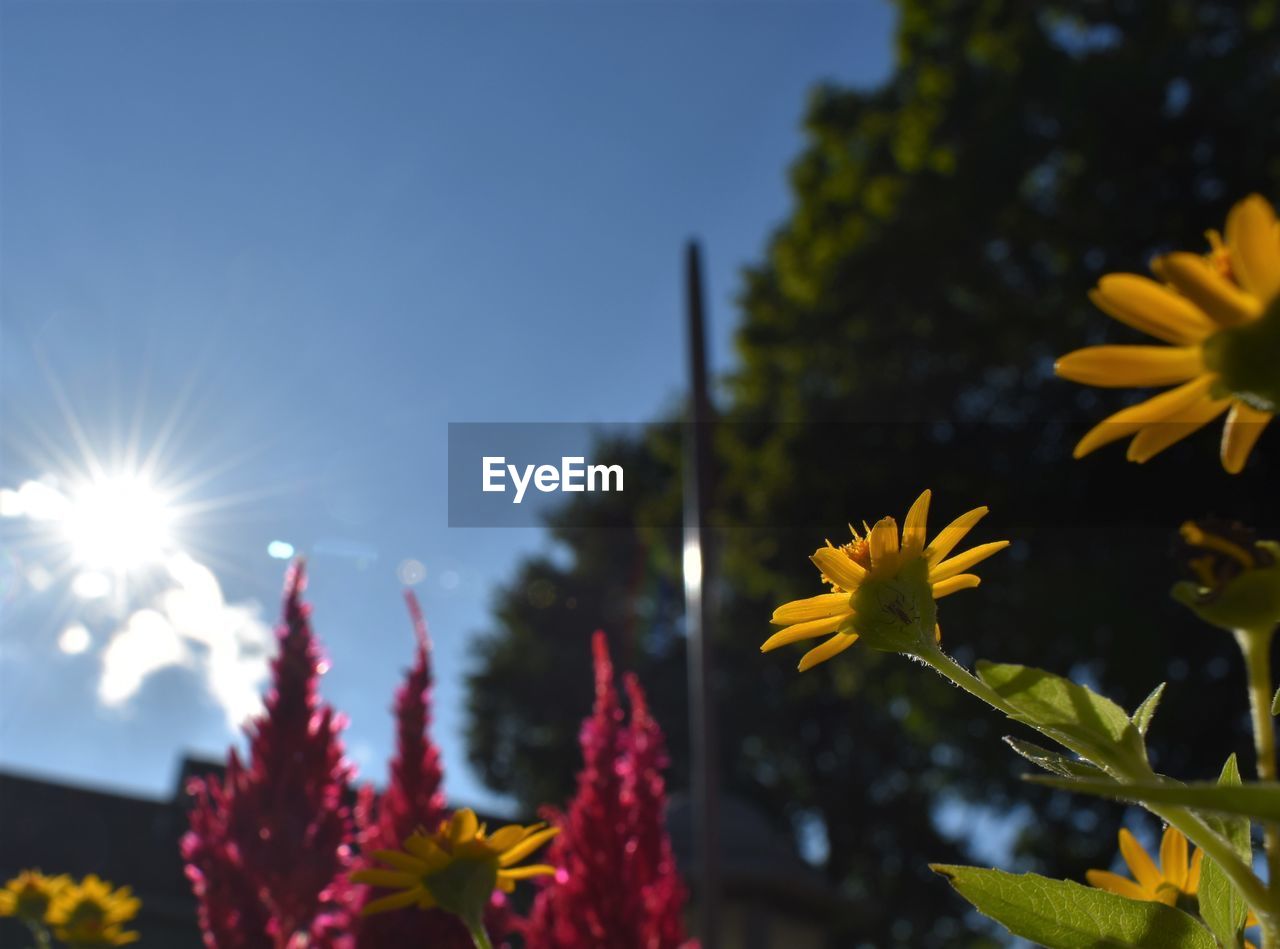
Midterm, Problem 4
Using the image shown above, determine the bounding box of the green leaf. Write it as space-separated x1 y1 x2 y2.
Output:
1272 683 1280 717
1004 737 1105 778
976 662 1148 769
1026 775 1280 822
1198 755 1252 949
1131 683 1166 736
930 864 1217 948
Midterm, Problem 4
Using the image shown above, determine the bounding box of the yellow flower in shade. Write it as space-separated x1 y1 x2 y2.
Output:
1086 827 1202 906
762 490 1008 670
0 870 71 923
46 875 140 947
353 808 558 928
1173 520 1280 633
1057 194 1280 473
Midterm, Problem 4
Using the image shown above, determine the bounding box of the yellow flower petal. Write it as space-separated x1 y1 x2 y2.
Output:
1086 869 1152 902
770 592 853 625
901 489 931 559
484 825 528 855
1119 829 1162 891
925 506 988 564
497 826 559 868
797 632 858 672
868 516 900 572
931 574 980 598
1225 194 1280 302
361 889 422 916
1073 374 1218 458
1159 828 1189 891
368 850 428 874
350 869 419 888
1089 274 1218 344
1126 397 1231 463
1055 345 1204 388
761 615 849 652
447 809 479 845
498 864 557 880
1187 848 1203 895
929 541 1009 583
1221 402 1272 474
810 546 866 591
1153 252 1262 327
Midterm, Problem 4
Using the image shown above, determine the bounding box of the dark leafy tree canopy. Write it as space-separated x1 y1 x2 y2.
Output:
468 2 1280 945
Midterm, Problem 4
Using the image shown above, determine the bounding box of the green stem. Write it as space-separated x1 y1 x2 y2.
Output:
1238 625 1280 949
917 644 1278 930
916 647 1018 717
21 920 51 949
466 920 494 949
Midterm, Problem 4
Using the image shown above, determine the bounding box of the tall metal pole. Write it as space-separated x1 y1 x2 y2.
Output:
683 239 721 948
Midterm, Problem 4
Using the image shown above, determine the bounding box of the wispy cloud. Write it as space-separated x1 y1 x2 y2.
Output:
3 477 274 728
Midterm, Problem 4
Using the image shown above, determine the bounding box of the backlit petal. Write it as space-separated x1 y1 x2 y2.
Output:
771 592 853 625
931 574 980 598
1160 827 1189 890
498 826 560 867
810 546 866 592
361 889 422 916
925 507 988 564
1221 402 1272 474
797 632 858 672
868 517 900 572
1086 869 1151 902
1226 194 1280 301
350 869 418 888
1153 252 1262 327
929 541 1009 583
1119 829 1162 891
761 615 848 652
1073 375 1217 458
1090 274 1218 344
485 825 528 855
901 489 931 559
1126 398 1231 463
1055 345 1203 387
498 864 557 880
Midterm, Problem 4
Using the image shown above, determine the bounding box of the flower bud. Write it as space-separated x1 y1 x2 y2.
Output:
1172 521 1280 633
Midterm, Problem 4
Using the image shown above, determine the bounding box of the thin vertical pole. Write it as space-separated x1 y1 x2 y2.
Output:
683 239 721 948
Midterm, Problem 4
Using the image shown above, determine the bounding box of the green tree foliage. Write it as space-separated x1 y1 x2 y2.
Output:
468 2 1280 945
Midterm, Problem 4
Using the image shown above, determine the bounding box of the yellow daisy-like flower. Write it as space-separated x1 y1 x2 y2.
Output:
0 870 71 923
1057 193 1279 473
1087 827 1202 907
762 489 1008 670
353 808 558 917
46 875 141 947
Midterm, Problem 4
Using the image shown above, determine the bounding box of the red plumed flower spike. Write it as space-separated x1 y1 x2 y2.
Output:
524 632 696 949
352 591 516 949
183 561 357 948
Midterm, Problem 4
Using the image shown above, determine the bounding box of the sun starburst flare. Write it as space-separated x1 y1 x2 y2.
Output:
1057 193 1280 473
763 489 1008 671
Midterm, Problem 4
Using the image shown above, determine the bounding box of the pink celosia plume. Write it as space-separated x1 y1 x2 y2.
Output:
351 591 517 948
183 562 356 948
524 631 695 949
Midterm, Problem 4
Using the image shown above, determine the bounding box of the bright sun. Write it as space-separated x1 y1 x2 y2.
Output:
61 473 175 571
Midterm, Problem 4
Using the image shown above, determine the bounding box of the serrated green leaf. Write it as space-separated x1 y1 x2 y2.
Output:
976 662 1148 769
1004 737 1105 778
930 864 1217 948
1198 755 1251 949
1131 683 1166 736
1272 684 1280 716
1026 775 1280 822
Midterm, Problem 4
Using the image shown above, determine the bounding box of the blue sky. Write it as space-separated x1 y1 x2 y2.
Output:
0 0 895 812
